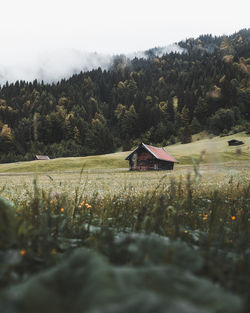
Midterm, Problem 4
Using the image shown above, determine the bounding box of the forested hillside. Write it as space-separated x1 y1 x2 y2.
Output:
0 29 249 162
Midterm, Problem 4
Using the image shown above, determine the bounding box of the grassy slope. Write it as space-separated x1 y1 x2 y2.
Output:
168 132 250 164
0 132 249 173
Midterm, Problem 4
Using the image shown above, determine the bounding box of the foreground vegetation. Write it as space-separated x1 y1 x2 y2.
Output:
0 164 249 313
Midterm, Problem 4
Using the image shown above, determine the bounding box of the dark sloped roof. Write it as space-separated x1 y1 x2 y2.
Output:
125 143 178 163
227 139 244 145
35 155 50 160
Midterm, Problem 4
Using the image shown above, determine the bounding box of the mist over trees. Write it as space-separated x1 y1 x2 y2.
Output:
0 29 249 162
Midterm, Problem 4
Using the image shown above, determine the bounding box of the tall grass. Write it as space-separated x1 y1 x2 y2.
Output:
0 170 249 312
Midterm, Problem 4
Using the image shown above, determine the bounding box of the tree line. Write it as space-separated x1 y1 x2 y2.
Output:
0 29 249 162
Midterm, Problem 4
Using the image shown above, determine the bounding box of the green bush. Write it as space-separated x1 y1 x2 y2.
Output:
209 109 236 135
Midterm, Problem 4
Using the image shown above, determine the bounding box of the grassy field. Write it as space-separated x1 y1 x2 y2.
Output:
0 160 249 313
0 162 249 205
0 132 249 174
0 131 249 205
0 133 249 313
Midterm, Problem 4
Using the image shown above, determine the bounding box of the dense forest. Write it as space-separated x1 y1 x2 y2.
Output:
0 29 249 162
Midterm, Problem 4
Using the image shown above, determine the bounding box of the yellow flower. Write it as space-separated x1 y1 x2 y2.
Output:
20 249 26 256
60 208 64 212
231 216 236 221
51 249 57 255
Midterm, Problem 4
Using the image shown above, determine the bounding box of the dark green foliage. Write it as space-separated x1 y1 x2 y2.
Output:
0 242 242 313
191 117 202 134
0 197 16 249
0 29 250 162
209 108 236 134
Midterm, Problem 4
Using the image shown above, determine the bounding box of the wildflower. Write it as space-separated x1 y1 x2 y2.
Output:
49 200 53 204
60 208 64 212
231 216 236 220
81 201 85 206
202 216 207 221
20 249 26 256
51 249 57 255
184 230 188 234
85 203 91 209
78 205 82 208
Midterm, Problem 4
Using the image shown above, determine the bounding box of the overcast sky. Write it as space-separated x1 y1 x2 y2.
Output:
0 0 249 84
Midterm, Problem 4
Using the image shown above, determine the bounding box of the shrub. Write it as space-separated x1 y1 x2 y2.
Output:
209 108 235 135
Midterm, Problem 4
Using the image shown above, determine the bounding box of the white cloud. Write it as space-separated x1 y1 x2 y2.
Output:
0 0 249 84
0 44 186 84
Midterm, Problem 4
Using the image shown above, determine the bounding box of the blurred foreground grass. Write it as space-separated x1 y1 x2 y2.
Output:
0 162 249 313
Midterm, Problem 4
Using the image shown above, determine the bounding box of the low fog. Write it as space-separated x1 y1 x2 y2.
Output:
1 0 249 86
0 44 185 86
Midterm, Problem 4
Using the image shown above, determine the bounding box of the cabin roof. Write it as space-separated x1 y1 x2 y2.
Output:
35 155 50 160
125 143 178 163
228 139 243 143
227 139 244 146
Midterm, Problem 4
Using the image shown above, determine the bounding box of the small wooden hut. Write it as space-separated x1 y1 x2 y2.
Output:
227 139 244 146
125 143 178 171
35 155 50 160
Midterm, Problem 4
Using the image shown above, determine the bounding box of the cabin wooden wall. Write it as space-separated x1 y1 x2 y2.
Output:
129 147 174 171
158 160 174 170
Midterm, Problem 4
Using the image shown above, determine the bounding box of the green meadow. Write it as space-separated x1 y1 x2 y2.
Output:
0 132 249 313
0 132 249 174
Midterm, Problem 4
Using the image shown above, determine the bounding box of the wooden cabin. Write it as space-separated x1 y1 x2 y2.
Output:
35 155 50 160
125 143 178 171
